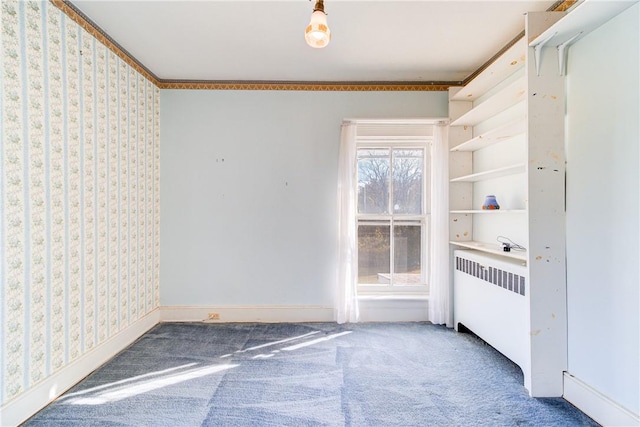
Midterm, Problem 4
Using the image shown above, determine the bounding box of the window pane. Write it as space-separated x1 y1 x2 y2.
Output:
357 224 390 284
358 149 389 214
393 149 423 214
393 225 422 285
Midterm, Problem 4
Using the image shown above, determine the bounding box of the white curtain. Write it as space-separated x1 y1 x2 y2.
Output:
429 124 452 327
336 123 359 324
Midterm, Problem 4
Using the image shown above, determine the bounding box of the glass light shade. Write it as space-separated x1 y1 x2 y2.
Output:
305 10 331 48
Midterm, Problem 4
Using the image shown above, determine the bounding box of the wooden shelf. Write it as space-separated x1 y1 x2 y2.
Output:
450 240 527 262
451 75 526 127
451 119 526 152
451 38 527 102
529 0 637 48
528 0 637 76
450 164 525 183
450 209 526 214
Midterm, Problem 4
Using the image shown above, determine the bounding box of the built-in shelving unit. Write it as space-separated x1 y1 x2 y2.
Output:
449 10 571 399
449 0 635 402
448 33 528 259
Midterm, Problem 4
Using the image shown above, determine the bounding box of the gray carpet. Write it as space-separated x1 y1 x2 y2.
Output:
24 322 598 426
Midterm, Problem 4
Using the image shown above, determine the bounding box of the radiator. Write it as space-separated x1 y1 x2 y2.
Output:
453 250 529 375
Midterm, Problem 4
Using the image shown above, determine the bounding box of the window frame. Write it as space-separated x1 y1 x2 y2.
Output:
355 138 431 295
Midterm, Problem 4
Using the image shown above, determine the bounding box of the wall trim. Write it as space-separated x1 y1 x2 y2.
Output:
0 309 161 427
563 372 640 427
160 305 335 323
158 81 454 91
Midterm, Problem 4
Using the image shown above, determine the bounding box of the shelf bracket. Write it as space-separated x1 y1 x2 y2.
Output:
557 32 582 76
533 31 556 76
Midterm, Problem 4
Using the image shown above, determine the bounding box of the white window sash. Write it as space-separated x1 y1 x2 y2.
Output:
355 144 429 292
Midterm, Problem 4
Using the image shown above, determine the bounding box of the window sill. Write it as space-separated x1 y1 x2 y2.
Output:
358 294 429 301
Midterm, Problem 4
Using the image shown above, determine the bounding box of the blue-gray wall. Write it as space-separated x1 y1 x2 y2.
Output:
159 90 447 307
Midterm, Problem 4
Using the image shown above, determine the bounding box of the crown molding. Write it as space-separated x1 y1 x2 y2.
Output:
53 0 578 92
51 0 162 86
157 80 456 91
552 0 579 13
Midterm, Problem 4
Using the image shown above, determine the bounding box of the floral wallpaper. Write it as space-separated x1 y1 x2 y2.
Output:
0 1 160 405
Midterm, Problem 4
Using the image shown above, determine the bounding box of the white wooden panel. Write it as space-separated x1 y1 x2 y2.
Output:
449 182 473 212
525 11 568 398
450 212 472 242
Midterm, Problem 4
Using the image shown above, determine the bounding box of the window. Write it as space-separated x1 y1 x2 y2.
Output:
356 146 429 293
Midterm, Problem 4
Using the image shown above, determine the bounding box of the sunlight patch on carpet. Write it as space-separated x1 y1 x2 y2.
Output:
64 364 238 405
282 331 353 351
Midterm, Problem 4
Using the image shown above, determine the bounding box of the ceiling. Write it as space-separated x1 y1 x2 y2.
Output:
70 0 561 84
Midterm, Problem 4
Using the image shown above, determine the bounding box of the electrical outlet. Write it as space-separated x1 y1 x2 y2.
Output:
208 312 220 320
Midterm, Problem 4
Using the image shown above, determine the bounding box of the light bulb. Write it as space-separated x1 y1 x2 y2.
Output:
305 9 330 48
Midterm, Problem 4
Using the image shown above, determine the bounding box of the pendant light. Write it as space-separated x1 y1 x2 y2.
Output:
305 0 331 48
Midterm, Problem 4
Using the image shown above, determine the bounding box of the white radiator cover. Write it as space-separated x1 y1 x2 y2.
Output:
453 250 531 391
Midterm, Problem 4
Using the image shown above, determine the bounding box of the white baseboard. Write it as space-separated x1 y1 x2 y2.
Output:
0 309 160 427
358 296 429 322
159 305 335 323
563 372 640 426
